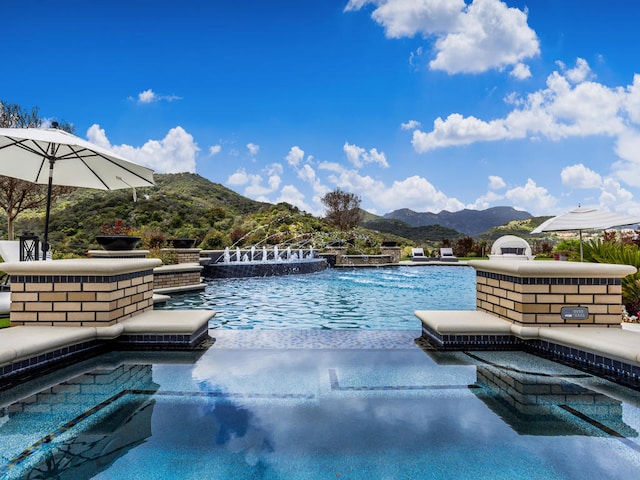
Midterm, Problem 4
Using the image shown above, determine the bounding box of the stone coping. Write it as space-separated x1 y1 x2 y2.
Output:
0 310 216 369
0 258 162 275
154 284 207 294
87 249 149 258
415 310 512 335
154 263 203 273
415 309 640 366
159 248 201 253
120 310 214 334
468 259 637 278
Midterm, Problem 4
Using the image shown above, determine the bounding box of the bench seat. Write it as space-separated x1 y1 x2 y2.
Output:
416 309 640 369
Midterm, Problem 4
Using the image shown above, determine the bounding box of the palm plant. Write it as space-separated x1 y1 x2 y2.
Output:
582 239 640 315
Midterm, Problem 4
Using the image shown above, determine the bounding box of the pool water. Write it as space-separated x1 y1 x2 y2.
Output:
159 266 477 329
1 331 640 479
2 267 640 478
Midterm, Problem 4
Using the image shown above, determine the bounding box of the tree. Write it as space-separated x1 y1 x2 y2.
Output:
321 188 363 231
0 101 75 239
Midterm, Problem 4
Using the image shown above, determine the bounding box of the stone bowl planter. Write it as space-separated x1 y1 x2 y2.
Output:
95 235 142 251
168 238 197 248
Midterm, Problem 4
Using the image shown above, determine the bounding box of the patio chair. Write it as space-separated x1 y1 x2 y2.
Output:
439 247 458 262
411 247 431 262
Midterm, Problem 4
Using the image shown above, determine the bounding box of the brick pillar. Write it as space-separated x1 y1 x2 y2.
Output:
469 260 636 327
2 258 162 327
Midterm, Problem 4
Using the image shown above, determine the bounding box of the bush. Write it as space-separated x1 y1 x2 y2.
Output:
583 239 640 315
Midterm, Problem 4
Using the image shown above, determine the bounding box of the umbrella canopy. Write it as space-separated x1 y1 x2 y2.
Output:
0 127 155 257
531 207 640 261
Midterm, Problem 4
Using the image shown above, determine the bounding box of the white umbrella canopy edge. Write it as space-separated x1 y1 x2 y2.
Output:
531 207 640 233
0 127 155 257
0 127 155 188
531 207 640 261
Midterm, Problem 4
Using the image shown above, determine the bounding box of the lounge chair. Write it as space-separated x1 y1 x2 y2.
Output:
488 235 534 261
439 248 458 262
411 247 431 262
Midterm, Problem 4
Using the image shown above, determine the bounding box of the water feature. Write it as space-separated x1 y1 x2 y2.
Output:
203 245 326 279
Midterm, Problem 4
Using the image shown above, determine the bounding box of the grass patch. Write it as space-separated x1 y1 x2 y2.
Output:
0 317 9 328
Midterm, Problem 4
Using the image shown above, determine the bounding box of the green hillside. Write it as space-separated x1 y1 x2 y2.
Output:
2 172 555 258
8 173 411 257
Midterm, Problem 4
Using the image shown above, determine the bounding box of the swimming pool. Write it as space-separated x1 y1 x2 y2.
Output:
159 265 477 329
1 331 640 479
2 266 640 478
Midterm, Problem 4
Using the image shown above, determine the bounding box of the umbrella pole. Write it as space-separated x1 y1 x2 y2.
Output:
579 229 583 262
42 158 54 260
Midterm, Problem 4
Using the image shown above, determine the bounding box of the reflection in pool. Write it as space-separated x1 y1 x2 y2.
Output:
1 332 640 480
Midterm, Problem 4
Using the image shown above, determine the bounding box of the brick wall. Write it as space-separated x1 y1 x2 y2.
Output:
9 270 155 327
470 261 635 327
153 269 202 290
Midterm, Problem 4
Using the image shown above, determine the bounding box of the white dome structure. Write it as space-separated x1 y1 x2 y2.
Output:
488 235 534 261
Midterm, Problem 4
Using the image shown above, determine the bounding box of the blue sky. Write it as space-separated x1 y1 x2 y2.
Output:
4 0 640 218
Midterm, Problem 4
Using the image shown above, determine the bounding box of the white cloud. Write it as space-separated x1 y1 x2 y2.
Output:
488 175 506 189
599 178 634 211
510 63 531 80
413 113 508 151
209 145 222 156
412 58 629 153
409 47 424 69
560 164 602 189
504 178 556 213
285 146 305 167
135 88 182 104
346 0 540 75
401 119 421 130
275 185 314 213
138 89 156 104
227 169 250 186
430 0 540 74
227 164 282 198
346 0 465 37
470 190 504 210
247 143 260 156
86 124 198 173
343 142 389 168
612 130 640 187
563 57 592 83
319 160 463 212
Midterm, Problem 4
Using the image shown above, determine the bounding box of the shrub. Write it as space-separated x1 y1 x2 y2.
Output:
583 239 640 315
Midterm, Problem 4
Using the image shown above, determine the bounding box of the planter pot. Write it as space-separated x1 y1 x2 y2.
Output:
95 235 141 251
168 238 197 249
621 322 640 332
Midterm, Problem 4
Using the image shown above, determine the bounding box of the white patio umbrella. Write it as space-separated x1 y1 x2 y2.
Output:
0 127 155 258
531 206 640 261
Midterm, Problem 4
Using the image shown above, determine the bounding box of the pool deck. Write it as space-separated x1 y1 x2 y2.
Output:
416 309 640 387
0 309 215 388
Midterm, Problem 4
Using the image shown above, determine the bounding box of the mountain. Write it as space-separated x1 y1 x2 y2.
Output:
360 211 463 243
383 206 533 236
